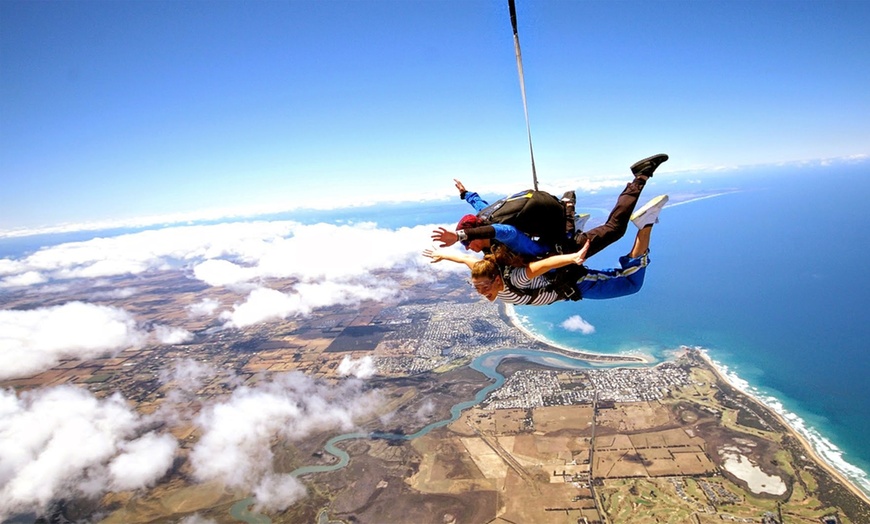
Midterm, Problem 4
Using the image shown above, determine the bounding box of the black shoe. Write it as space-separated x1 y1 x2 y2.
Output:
630 154 669 178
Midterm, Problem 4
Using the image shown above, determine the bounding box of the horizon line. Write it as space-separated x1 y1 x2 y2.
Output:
2 155 866 241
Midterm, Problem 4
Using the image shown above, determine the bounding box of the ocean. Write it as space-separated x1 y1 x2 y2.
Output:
2 160 868 497
510 161 870 496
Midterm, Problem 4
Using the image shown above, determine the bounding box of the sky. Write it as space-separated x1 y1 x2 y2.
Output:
2 0 869 233
2 1 870 515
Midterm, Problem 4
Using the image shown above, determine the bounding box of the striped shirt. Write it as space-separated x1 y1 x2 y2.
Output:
495 252 650 306
496 267 562 306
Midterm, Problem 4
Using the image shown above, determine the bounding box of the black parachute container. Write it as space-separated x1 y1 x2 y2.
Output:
476 189 566 246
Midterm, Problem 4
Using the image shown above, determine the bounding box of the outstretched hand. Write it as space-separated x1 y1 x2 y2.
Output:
422 248 444 263
431 226 458 248
454 179 466 194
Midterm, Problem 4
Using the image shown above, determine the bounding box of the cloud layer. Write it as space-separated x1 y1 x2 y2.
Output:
0 360 382 519
1 220 447 379
0 221 435 288
0 220 442 516
0 386 176 519
0 302 149 380
189 370 380 512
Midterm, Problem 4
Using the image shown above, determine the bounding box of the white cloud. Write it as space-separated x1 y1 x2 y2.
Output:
0 221 435 288
158 358 216 393
89 287 140 300
0 301 202 380
0 271 46 288
0 220 445 381
0 302 148 380
415 399 436 422
187 298 220 317
294 280 400 309
561 315 596 335
252 473 307 512
179 515 217 524
337 355 377 379
0 221 435 331
221 287 307 328
192 259 255 287
0 360 384 519
0 386 176 520
108 432 178 491
0 221 296 287
189 372 381 509
220 279 404 329
253 222 423 281
153 325 195 345
0 258 27 276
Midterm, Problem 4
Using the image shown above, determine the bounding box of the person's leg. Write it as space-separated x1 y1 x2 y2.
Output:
576 250 649 299
628 224 652 258
574 224 652 299
573 177 644 258
573 154 667 258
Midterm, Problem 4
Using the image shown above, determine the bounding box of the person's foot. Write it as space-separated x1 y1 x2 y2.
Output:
575 213 590 232
630 154 669 178
631 194 669 228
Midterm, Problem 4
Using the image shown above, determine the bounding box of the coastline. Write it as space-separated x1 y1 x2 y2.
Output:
693 348 870 506
499 303 650 364
498 303 870 506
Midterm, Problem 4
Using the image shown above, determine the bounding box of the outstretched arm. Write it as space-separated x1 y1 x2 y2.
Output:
454 178 489 212
422 248 481 270
525 240 590 279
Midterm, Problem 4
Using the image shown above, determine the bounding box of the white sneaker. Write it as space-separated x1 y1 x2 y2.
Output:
631 195 669 229
575 213 591 232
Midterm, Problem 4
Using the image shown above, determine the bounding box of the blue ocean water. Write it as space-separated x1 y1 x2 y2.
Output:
513 162 870 495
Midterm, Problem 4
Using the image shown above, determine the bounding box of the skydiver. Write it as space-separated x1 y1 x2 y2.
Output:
430 154 668 262
423 192 668 305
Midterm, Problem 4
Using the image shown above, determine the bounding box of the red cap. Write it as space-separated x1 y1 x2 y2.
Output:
456 214 481 231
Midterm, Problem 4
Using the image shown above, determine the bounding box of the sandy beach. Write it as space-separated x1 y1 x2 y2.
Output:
500 303 649 364
694 348 870 506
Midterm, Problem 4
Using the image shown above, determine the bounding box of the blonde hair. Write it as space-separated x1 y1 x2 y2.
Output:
471 255 500 280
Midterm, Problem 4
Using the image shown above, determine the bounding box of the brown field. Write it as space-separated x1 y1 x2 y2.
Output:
532 404 594 433
7 264 867 524
31 359 870 524
596 400 673 431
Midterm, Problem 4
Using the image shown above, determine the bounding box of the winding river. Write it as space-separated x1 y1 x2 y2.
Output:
230 348 639 522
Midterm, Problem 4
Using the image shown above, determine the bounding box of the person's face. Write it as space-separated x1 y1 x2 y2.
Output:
464 239 489 252
471 275 502 302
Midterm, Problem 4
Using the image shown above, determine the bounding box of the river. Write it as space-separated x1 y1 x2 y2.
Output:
230 348 628 523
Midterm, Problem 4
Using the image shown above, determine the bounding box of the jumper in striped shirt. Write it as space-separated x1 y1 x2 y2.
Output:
495 251 650 306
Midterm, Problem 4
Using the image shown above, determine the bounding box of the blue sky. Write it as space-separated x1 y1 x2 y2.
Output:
2 0 869 233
